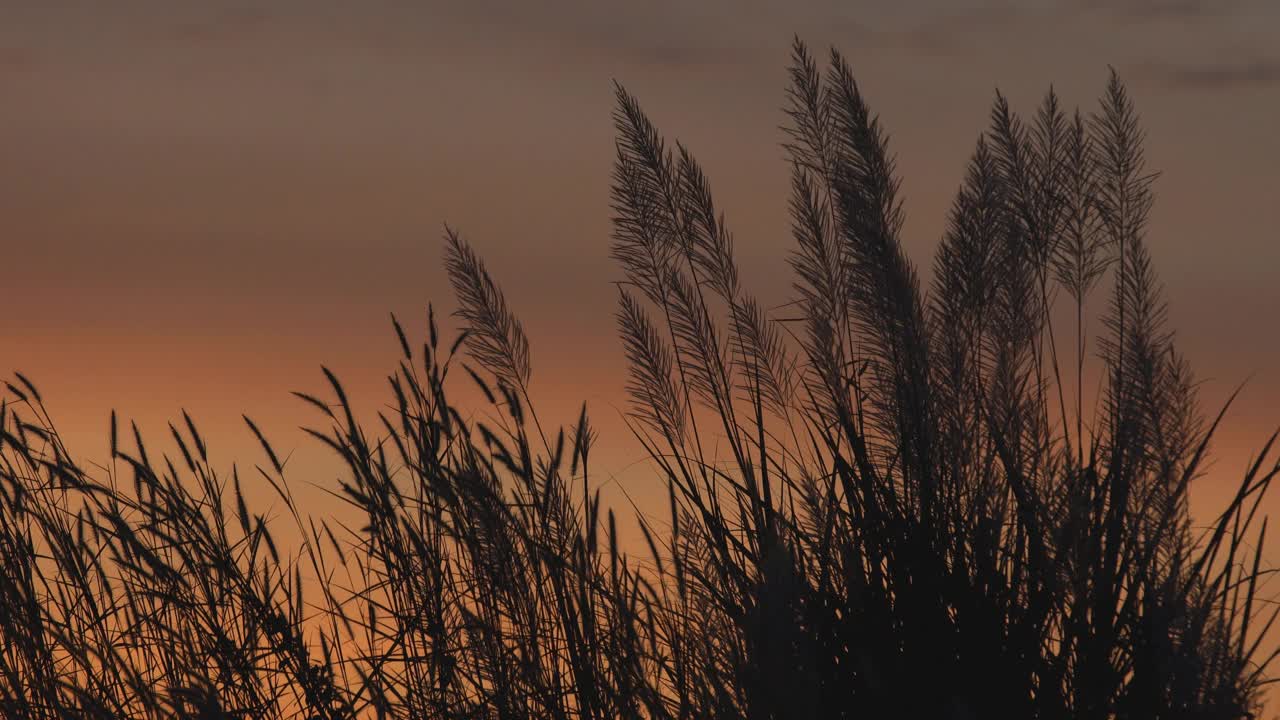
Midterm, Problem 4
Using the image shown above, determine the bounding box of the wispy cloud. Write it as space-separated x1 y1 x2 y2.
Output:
891 5 1028 55
571 18 759 71
811 4 1031 58
421 2 763 71
1069 0 1239 22
171 7 275 47
1143 57 1280 90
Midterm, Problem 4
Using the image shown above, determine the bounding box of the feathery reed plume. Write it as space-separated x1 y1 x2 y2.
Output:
444 225 532 389
617 289 688 445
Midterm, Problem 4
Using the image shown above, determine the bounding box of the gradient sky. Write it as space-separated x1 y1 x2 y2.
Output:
4 1 1280 551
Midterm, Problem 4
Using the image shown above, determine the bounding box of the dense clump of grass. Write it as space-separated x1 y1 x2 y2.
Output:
1 38 1276 719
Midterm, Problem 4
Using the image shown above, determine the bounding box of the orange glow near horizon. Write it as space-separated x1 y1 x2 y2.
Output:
5 0 1280 584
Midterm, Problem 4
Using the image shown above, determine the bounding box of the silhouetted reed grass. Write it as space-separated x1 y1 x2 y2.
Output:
2 38 1276 719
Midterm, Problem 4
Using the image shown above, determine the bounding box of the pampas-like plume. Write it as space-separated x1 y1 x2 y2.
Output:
930 135 1007 489
825 47 936 497
443 226 532 389
1054 111 1110 303
617 289 687 444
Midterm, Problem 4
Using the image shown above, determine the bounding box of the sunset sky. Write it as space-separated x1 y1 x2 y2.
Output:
4 1 1279 547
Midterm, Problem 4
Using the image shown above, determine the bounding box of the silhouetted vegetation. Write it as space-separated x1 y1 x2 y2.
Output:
2 39 1276 719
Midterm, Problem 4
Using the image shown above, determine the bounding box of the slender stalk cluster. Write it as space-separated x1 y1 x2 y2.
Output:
1 37 1275 720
